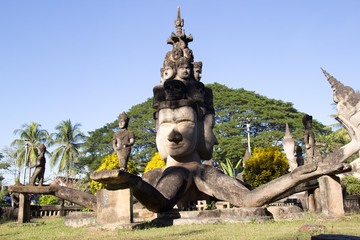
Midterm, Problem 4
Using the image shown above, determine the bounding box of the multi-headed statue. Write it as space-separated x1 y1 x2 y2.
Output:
112 112 135 171
91 8 353 212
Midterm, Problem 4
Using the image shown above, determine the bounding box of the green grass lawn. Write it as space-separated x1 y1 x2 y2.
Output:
1 214 360 240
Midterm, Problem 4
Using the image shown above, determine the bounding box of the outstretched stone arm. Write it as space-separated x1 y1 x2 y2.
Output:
194 163 350 207
90 166 192 212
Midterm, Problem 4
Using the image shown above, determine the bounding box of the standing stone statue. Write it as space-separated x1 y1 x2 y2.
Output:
30 144 46 186
112 112 135 171
303 115 322 164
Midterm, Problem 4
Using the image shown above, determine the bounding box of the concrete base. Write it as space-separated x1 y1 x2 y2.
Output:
64 212 96 227
153 207 271 226
18 193 30 223
96 188 133 225
318 175 345 217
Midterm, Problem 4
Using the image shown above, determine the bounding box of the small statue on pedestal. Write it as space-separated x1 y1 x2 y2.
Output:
30 144 46 186
112 112 135 171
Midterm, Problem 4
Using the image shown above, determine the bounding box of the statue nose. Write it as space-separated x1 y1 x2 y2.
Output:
168 128 183 143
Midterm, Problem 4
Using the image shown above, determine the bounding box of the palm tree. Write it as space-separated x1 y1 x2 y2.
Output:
11 122 50 183
50 120 84 179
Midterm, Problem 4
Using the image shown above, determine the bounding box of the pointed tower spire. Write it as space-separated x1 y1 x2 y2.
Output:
321 67 342 90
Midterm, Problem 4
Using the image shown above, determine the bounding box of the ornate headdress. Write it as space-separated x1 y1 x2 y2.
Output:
153 7 214 117
118 112 129 122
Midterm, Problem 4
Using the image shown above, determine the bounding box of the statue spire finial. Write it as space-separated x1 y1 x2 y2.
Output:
175 6 184 37
167 7 193 47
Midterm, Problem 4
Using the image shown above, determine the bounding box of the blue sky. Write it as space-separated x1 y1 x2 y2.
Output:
1 1 360 183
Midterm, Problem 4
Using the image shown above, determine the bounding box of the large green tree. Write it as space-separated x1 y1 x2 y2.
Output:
209 83 327 165
11 122 50 183
50 119 84 177
78 83 327 173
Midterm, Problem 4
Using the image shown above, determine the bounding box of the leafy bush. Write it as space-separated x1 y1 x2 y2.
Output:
341 176 360 195
90 153 139 194
243 146 289 188
143 152 166 174
39 195 59 205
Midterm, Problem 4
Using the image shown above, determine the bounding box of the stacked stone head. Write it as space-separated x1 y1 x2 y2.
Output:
153 7 217 163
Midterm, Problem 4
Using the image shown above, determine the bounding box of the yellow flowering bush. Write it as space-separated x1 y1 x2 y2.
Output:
143 152 166 174
243 146 289 188
90 153 139 193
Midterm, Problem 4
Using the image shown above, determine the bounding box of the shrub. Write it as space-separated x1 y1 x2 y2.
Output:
39 195 59 205
143 152 166 174
90 153 139 194
243 146 289 188
341 176 360 195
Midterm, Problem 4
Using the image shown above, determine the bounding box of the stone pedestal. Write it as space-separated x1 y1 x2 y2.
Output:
96 188 133 225
314 187 322 211
18 193 30 223
307 189 316 212
318 175 345 217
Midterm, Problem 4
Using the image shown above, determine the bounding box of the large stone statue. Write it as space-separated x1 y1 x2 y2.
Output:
112 112 135 171
91 8 353 213
30 144 46 186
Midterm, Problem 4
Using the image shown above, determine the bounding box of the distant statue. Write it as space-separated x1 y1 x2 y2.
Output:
112 112 135 171
303 115 323 164
30 144 46 186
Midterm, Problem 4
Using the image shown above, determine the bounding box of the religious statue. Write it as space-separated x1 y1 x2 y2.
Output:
112 112 135 171
91 7 353 212
30 144 46 186
303 114 323 164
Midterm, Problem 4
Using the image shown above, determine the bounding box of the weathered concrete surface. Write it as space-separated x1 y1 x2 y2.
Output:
96 188 133 225
64 212 96 227
267 205 304 221
318 175 345 217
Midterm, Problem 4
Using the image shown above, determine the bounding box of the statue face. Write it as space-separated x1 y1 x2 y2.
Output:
197 113 218 160
193 67 202 81
156 106 197 160
172 48 183 60
177 64 190 80
119 119 126 129
164 67 175 80
203 114 218 155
